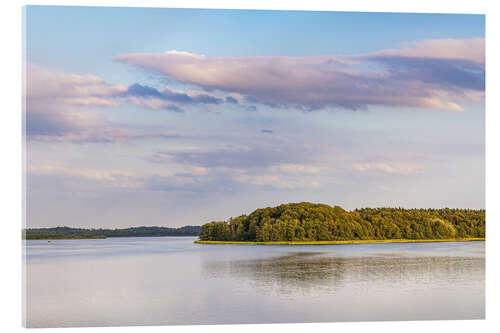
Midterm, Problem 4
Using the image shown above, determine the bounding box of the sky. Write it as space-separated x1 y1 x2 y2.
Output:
24 6 485 228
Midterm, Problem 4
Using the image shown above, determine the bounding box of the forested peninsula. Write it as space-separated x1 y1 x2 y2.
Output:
23 225 201 240
196 202 485 244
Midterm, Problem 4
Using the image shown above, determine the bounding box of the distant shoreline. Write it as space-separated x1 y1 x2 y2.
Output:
22 226 201 240
26 235 108 240
24 235 202 240
194 238 485 245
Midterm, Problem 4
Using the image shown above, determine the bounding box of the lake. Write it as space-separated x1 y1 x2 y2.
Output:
23 237 485 327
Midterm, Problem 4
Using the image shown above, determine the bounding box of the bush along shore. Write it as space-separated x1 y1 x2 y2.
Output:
197 202 485 244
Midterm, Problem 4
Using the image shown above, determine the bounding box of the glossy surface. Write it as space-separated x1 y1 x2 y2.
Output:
24 237 485 327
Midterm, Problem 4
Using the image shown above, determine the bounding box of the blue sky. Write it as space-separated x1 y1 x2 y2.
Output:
26 7 484 82
24 6 485 228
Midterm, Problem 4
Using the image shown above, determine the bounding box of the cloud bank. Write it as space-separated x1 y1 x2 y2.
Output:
114 38 484 112
24 64 232 142
25 38 485 143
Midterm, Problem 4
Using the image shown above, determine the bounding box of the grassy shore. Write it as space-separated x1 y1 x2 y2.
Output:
194 238 485 245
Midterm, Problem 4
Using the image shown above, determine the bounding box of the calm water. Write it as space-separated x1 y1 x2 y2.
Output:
23 237 485 327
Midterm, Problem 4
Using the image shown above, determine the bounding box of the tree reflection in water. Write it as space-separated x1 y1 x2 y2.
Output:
202 252 485 298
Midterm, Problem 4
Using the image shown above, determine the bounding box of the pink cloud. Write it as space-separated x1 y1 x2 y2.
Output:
24 64 189 142
27 63 127 107
114 38 484 112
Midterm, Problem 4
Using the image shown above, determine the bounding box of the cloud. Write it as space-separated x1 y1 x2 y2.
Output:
164 50 206 59
363 56 484 92
121 83 226 106
352 162 423 175
27 63 126 107
152 144 314 169
233 173 321 190
277 163 321 174
29 163 211 193
26 110 78 137
25 96 124 143
27 120 184 143
25 102 184 143
25 64 125 142
146 139 339 191
124 96 185 112
114 38 484 112
228 162 324 190
25 64 189 142
369 38 484 63
143 173 236 192
29 162 244 194
29 165 143 190
225 96 238 104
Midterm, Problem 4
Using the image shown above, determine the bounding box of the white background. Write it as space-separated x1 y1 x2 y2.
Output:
1 0 498 332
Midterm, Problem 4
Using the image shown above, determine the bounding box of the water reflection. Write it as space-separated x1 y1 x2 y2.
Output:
25 238 485 327
203 252 485 297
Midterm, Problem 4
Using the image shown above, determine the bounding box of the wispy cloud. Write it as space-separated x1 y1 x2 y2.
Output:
352 162 423 175
114 38 484 112
29 165 143 190
151 143 316 169
26 63 126 107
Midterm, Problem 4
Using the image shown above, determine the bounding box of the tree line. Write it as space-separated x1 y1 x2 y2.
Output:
199 202 485 242
23 225 201 240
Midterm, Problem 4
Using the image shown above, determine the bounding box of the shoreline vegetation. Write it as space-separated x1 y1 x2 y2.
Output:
23 226 201 240
198 202 485 244
195 238 485 245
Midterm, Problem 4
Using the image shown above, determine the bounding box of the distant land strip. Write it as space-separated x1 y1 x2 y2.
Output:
194 238 485 245
23 226 201 240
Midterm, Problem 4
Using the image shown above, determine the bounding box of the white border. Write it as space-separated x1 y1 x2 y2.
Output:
1 1 498 333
